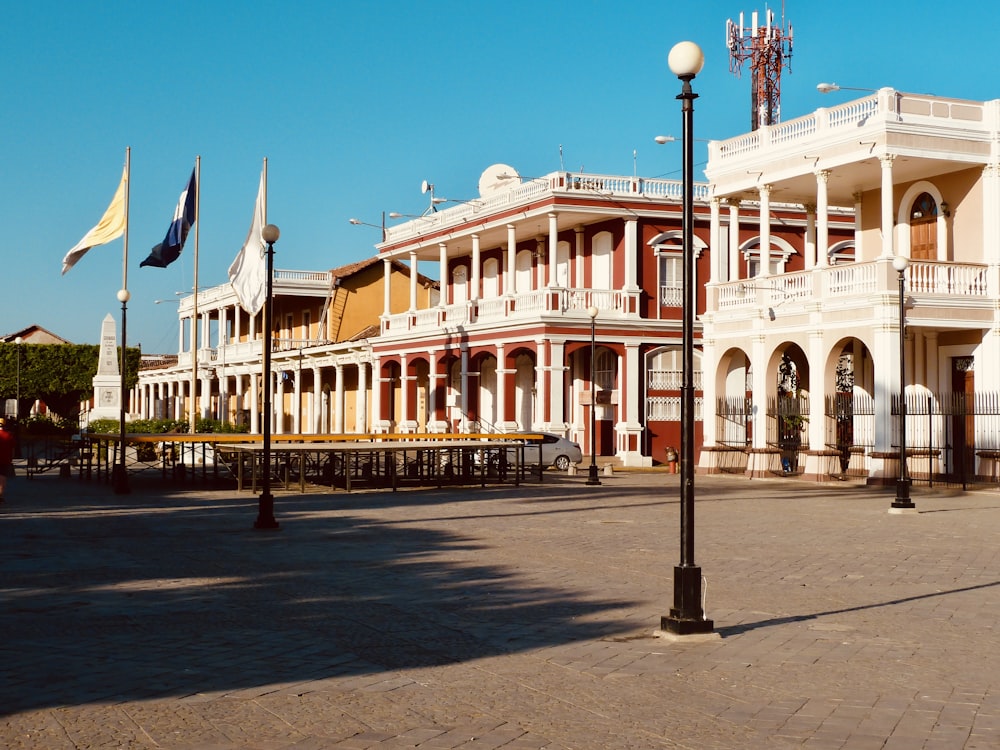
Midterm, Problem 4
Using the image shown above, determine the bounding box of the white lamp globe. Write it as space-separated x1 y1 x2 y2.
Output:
892 255 910 273
668 41 705 78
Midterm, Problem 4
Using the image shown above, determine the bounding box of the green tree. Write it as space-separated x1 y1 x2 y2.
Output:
1 343 140 423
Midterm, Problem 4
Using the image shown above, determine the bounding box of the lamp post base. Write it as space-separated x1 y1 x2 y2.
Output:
254 492 280 530
586 463 602 486
890 477 916 512
660 565 714 636
111 465 130 495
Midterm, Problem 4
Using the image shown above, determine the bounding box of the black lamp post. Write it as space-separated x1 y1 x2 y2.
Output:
890 255 915 512
112 288 131 494
14 336 22 420
255 223 281 530
586 305 601 486
660 40 714 637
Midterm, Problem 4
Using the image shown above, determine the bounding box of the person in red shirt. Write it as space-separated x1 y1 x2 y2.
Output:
0 418 16 502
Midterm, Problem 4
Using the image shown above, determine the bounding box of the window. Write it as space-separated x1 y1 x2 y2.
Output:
659 254 683 306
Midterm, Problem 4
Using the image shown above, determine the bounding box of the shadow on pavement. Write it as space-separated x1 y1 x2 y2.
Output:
0 478 638 716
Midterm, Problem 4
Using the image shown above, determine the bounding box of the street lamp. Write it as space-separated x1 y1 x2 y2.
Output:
817 83 877 94
890 255 916 512
14 336 22 421
586 306 601 486
660 40 714 637
349 214 386 242
255 223 281 530
112 288 131 495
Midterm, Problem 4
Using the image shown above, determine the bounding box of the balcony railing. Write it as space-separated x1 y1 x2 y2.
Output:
716 260 991 311
380 287 641 334
382 171 711 245
711 89 995 166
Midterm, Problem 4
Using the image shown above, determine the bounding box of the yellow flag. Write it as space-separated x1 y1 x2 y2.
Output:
61 166 128 275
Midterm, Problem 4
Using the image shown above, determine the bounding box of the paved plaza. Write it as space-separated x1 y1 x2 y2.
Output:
2 470 999 749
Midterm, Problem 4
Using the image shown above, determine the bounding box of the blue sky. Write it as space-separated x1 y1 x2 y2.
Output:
4 0 997 351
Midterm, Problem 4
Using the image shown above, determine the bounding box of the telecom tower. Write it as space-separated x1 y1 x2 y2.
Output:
727 5 793 130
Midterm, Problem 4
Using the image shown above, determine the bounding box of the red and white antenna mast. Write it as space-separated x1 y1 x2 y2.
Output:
727 4 793 130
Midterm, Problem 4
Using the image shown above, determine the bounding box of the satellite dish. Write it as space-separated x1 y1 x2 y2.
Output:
478 163 520 198
420 180 430 194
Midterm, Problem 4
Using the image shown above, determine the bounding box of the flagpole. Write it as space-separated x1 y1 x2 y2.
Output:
113 146 131 494
254 157 280 530
190 156 200 434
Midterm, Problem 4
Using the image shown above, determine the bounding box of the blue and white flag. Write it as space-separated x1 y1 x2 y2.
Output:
141 167 197 268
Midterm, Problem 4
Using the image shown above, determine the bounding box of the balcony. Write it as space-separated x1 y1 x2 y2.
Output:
380 287 642 335
714 260 993 318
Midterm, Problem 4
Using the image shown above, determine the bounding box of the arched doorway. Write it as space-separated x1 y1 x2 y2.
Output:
910 192 938 261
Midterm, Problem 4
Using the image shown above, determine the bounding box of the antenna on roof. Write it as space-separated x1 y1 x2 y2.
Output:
726 3 793 130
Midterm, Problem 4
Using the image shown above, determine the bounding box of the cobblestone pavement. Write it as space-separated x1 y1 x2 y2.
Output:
2 470 999 749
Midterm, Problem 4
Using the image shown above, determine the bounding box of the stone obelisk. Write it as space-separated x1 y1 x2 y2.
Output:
89 314 124 422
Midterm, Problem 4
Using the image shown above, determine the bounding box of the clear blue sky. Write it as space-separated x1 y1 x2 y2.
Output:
4 0 996 351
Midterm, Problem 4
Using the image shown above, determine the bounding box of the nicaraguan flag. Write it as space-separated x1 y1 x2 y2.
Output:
141 167 197 268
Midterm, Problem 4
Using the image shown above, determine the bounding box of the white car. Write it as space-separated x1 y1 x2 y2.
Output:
492 431 583 471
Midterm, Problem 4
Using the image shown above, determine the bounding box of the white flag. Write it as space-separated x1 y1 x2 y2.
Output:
228 171 267 315
61 166 128 275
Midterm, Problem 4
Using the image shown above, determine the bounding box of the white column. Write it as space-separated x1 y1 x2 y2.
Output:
750 335 768 450
356 362 368 434
709 198 721 284
549 341 566 430
534 341 547 430
984 163 1000 262
880 154 896 258
398 354 409 431
758 185 772 277
574 226 585 288
275 371 285 435
311 366 322 434
177 317 185 354
460 348 470 432
506 224 517 294
495 343 506 427
547 212 558 286
383 258 392 316
370 357 382 431
292 365 302 434
853 192 864 258
409 251 418 311
925 332 940 394
728 200 740 281
235 375 245 428
438 243 448 307
624 218 638 290
535 237 545 290
335 363 345 433
470 234 481 300
816 170 830 267
199 374 211 420
249 372 259 433
803 203 817 269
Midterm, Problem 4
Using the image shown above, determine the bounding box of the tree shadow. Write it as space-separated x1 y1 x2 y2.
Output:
0 482 639 716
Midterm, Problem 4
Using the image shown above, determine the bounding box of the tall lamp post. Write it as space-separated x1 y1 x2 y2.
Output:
14 336 22 420
112 289 131 494
586 306 601 486
255 223 281 530
890 255 915 512
660 40 714 637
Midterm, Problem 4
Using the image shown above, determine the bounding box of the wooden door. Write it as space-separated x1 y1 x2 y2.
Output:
910 193 938 261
